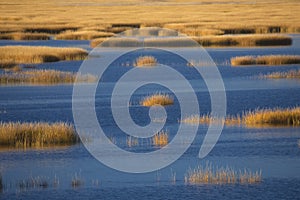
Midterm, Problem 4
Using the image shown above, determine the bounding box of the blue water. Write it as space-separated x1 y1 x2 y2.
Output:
0 36 300 199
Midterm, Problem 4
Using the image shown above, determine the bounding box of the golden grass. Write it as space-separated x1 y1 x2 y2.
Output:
263 69 300 79
90 38 109 48
182 107 300 127
231 55 300 66
0 69 96 85
0 32 50 40
0 46 87 68
133 56 158 67
0 122 79 148
141 93 174 107
0 0 299 38
152 130 169 147
185 164 262 184
55 30 114 40
194 34 292 47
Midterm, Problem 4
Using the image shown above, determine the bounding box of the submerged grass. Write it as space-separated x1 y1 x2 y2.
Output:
231 55 300 66
0 122 79 148
185 164 262 184
182 107 300 127
0 46 87 68
0 70 97 85
141 93 174 107
262 69 300 79
133 56 158 67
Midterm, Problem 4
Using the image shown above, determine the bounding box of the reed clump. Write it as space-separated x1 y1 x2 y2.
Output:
55 30 114 40
0 70 97 85
0 122 79 148
126 136 139 147
185 164 262 184
141 93 174 107
263 69 300 79
152 130 168 147
182 107 300 127
231 55 300 66
133 56 158 67
0 46 87 68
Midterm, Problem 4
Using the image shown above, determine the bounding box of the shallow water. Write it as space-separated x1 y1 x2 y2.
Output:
0 36 300 199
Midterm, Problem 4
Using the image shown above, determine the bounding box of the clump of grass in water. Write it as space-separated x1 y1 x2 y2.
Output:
141 93 174 107
126 136 139 147
133 56 158 67
0 46 87 68
231 55 300 66
18 176 49 190
185 164 262 184
262 69 300 79
0 69 97 85
182 107 300 127
152 130 168 147
0 122 79 148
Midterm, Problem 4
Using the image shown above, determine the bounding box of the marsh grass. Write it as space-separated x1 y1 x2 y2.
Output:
90 38 109 48
126 136 139 147
0 70 97 85
182 107 300 127
141 93 174 107
185 164 262 184
262 69 300 79
0 46 87 68
195 34 292 47
0 32 50 40
152 130 168 147
231 55 300 66
0 122 79 148
55 30 114 40
133 56 158 67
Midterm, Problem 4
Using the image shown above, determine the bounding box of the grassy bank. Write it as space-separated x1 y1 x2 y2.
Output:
0 32 50 40
141 93 174 107
262 69 300 79
195 34 292 47
0 122 79 148
0 69 96 85
0 46 87 68
185 164 262 184
231 55 300 66
134 56 158 67
182 107 300 127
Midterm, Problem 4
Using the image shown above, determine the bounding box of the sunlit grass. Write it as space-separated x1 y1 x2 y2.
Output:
185 164 262 184
182 107 300 127
262 70 300 79
0 69 97 85
141 93 174 107
0 46 87 68
55 30 114 40
0 32 50 40
152 130 168 147
0 122 79 148
231 55 300 66
133 56 158 67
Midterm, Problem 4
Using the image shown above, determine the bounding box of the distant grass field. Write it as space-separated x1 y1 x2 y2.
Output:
0 46 87 68
182 107 300 127
0 69 96 85
0 122 79 148
231 55 300 66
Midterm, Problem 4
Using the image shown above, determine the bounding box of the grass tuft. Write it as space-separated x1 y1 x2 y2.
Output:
152 130 168 147
185 164 262 184
141 93 174 107
0 122 79 148
133 56 158 67
0 46 87 68
0 70 97 85
231 55 300 66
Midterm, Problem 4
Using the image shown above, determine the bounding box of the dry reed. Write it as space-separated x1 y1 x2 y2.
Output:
0 70 97 85
0 122 79 147
231 55 300 66
185 164 262 184
152 130 169 146
133 56 158 67
0 46 87 68
141 93 174 107
0 32 50 40
126 136 139 147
